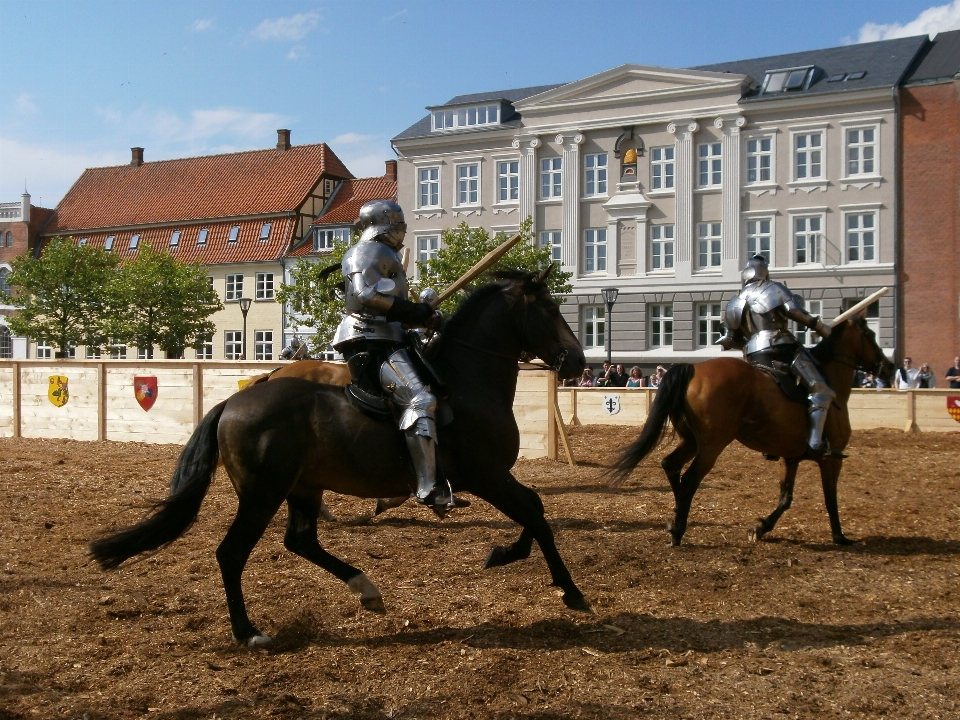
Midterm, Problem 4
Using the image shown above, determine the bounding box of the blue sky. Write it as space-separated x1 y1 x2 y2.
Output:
2 0 959 207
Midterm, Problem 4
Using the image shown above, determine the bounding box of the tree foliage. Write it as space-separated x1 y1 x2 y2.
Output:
2 237 119 355
275 239 350 351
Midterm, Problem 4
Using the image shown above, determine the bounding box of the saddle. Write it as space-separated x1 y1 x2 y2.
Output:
750 357 811 405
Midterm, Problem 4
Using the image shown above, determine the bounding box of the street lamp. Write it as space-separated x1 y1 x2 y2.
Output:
601 287 619 366
238 297 252 360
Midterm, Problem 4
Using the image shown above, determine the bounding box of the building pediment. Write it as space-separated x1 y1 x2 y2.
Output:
514 64 751 112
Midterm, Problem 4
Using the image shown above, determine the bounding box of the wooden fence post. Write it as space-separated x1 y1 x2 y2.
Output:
904 390 919 433
12 361 20 439
97 362 106 441
193 363 203 428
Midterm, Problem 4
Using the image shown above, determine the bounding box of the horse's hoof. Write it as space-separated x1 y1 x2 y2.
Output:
562 592 592 613
834 534 855 546
374 500 387 516
361 596 386 614
452 495 471 508
748 527 763 543
242 632 272 648
348 573 385 613
483 546 508 569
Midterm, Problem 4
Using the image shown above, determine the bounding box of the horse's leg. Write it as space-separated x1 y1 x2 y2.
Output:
216 497 285 647
668 445 724 547
471 473 588 612
818 458 854 545
374 496 409 515
318 494 337 522
661 425 698 498
750 459 800 542
483 527 534 568
284 496 386 613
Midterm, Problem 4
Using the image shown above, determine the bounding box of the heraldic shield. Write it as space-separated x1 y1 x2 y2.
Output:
948 397 960 424
48 375 69 407
134 376 158 411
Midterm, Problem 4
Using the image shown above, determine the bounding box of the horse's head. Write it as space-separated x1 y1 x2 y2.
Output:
818 316 895 385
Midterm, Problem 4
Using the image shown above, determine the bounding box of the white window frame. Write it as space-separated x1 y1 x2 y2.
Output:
843 297 881 338
259 223 271 242
197 228 209 246
584 153 608 197
696 222 722 270
745 136 774 185
416 234 441 273
698 142 722 188
225 274 244 301
794 300 823 345
36 341 52 359
224 331 243 360
0 267 11 297
256 272 274 300
792 213 824 266
793 131 824 181
104 236 115 252
418 166 441 209
431 104 500 131
844 125 879 178
315 227 351 251
195 335 213 360
583 229 607 274
649 304 673 348
539 231 562 264
540 157 562 199
649 225 674 272
697 303 724 348
745 217 773 263
86 345 101 359
137 347 153 360
254 330 274 360
129 233 140 250
455 162 480 206
844 210 878 264
227 225 240 243
108 340 127 360
496 159 519 203
583 306 605 349
650 146 675 191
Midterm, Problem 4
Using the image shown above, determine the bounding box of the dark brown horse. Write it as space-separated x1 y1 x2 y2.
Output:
90 270 588 646
610 317 894 546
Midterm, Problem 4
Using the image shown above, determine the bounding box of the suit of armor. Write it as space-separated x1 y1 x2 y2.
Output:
717 255 836 457
331 200 453 513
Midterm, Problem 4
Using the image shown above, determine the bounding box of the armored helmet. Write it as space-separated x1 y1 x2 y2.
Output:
357 199 406 248
741 254 769 285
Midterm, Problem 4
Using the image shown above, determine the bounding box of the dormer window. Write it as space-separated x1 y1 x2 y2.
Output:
104 236 115 251
228 225 240 243
78 238 88 247
129 234 140 250
761 66 815 94
259 223 271 241
197 228 208 246
170 230 181 247
432 104 500 131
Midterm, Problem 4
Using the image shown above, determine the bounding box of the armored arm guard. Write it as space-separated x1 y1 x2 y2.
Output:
783 295 830 337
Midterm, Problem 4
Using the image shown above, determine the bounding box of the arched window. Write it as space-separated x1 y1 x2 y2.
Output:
4 231 11 247
0 268 10 297
0 325 12 359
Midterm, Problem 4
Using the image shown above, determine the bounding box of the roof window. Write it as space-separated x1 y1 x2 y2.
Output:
432 104 500 131
228 225 240 243
197 228 208 245
259 223 271 241
78 238 88 247
761 66 815 94
129 233 140 250
170 230 181 247
846 71 867 80
104 236 115 251
828 73 847 82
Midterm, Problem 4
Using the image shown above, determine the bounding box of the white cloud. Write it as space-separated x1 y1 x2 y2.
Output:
332 132 379 146
328 134 393 178
16 93 37 116
286 45 307 60
192 18 213 32
253 11 320 41
857 0 960 42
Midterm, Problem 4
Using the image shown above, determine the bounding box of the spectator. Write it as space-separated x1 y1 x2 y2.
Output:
860 372 877 389
577 366 596 387
895 357 920 390
916 363 936 389
597 361 623 387
625 366 646 387
649 365 667 388
945 355 960 389
614 364 629 387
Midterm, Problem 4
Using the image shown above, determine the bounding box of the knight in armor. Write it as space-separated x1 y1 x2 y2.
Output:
280 335 307 360
716 254 838 459
332 199 454 514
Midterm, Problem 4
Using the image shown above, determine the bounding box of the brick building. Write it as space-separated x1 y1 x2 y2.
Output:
899 30 960 378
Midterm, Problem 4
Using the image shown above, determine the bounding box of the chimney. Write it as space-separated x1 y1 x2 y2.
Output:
277 129 291 151
131 147 144 167
385 159 397 183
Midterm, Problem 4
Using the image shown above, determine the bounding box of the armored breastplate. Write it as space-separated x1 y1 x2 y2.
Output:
333 239 410 349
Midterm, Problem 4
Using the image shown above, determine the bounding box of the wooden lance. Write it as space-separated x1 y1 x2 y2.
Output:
428 232 524 308
829 287 889 326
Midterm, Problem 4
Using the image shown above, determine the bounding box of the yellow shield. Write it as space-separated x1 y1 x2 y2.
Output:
237 379 251 391
48 375 69 407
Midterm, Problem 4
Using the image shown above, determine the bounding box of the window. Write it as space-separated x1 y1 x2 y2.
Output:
417 235 440 267
794 133 823 179
539 231 562 263
540 158 562 198
584 153 607 196
0 326 11 359
828 73 847 83
794 300 823 345
650 146 675 190
254 330 274 360
794 216 822 264
698 143 722 187
583 306 605 348
762 66 813 93
195 334 213 360
129 233 140 250
36 341 52 359
259 223 271 241
315 227 351 251
846 212 876 263
256 272 274 300
0 268 10 297
418 167 440 207
324 179 334 196
746 219 772 261
104 236 115 251
224 331 243 360
197 228 208 245
649 304 673 348
650 225 674 271
432 104 500 131
497 160 519 202
228 225 240 243
3 231 11 247
843 297 879 336
225 274 244 301
746 138 772 183
583 229 607 273
78 238 88 247
137 347 153 360
847 128 876 176
697 222 722 269
847 71 867 81
698 303 724 347
170 230 181 247
457 163 479 205
108 341 127 359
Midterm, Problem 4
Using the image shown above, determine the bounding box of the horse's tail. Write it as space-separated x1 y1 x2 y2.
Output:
607 363 695 486
89 399 228 570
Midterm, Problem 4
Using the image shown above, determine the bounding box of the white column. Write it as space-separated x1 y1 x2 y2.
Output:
635 211 649 275
720 116 745 265
559 133 584 276
515 137 540 229
606 218 619 276
670 121 697 279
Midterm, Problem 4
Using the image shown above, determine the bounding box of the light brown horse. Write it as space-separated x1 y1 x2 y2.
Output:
245 359 350 388
610 317 894 546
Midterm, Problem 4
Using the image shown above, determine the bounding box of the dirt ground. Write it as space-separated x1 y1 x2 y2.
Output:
1 425 959 719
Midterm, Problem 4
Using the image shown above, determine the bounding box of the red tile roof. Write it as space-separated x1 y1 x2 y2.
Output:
50 144 353 232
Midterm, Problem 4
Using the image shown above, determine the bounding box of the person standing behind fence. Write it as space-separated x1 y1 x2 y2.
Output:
916 363 936 388
649 365 666 388
946 356 960 389
625 366 646 387
578 366 596 387
895 357 920 390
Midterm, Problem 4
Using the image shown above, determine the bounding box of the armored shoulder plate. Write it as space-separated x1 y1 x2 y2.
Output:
723 294 747 331
743 280 793 316
341 239 409 315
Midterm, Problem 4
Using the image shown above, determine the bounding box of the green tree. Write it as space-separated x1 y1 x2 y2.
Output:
3 236 119 356
108 244 222 358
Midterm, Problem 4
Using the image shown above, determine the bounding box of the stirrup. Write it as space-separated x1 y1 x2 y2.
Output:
802 442 847 461
414 481 455 519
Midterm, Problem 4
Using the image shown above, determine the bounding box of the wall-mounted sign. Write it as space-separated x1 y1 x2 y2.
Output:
948 397 960 424
48 375 69 407
603 394 621 415
134 376 158 411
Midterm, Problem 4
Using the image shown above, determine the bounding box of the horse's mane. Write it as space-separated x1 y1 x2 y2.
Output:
810 317 863 364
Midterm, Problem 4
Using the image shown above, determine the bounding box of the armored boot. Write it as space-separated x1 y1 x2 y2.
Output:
405 419 454 516
792 351 842 459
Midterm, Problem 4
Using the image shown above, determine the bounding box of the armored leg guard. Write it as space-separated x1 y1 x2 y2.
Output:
792 350 838 457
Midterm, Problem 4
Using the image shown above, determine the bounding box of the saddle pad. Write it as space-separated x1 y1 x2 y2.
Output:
344 384 393 421
754 363 809 405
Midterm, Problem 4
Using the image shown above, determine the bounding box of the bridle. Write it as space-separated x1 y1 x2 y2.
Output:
830 321 887 377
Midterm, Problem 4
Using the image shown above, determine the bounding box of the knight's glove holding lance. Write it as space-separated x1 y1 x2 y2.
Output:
813 316 831 338
386 297 438 328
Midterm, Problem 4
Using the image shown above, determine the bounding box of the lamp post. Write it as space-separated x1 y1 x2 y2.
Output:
601 287 619 366
239 297 252 361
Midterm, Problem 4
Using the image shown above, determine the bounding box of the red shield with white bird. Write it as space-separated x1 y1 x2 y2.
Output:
134 376 158 411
